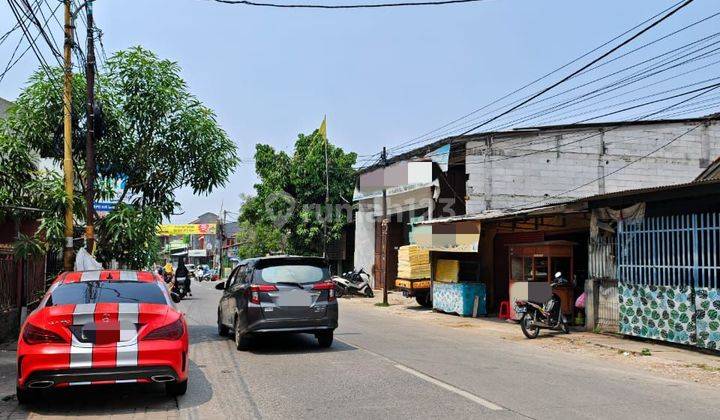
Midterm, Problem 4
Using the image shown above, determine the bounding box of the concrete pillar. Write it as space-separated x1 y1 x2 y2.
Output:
584 278 599 331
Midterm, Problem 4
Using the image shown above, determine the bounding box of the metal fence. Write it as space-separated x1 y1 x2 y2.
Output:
0 254 18 311
589 236 616 279
617 213 720 288
596 279 619 331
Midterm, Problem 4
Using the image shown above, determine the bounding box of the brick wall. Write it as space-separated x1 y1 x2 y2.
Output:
466 121 720 212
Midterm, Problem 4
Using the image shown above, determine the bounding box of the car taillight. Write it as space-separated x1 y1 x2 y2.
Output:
144 319 184 341
22 323 66 345
312 281 336 302
249 284 278 304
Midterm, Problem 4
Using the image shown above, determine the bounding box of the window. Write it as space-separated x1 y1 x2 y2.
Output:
46 281 167 306
225 266 240 290
256 264 329 285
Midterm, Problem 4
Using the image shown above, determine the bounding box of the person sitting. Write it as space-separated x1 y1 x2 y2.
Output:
175 258 191 297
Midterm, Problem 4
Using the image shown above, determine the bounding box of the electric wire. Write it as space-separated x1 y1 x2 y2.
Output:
212 0 486 9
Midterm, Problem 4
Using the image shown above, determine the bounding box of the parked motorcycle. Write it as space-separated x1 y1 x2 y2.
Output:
333 268 374 298
514 272 571 339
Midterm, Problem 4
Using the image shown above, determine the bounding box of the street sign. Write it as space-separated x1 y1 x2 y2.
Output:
93 202 116 212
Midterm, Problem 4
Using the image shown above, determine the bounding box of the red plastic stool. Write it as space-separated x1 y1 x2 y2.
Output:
498 300 510 319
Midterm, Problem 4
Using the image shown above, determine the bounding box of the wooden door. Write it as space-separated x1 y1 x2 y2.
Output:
373 219 383 289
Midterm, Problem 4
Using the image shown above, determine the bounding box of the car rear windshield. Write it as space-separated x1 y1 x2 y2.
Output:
46 281 167 306
256 263 330 285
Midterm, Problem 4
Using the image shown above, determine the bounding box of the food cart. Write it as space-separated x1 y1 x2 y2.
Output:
508 241 575 320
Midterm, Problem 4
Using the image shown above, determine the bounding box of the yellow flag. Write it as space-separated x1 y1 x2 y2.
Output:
319 115 327 142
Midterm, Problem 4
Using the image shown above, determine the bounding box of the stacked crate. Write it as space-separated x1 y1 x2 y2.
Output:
397 245 430 279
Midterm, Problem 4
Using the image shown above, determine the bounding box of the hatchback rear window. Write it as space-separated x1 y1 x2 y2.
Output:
256 264 329 285
46 281 167 306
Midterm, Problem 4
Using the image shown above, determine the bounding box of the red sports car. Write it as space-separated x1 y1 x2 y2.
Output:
16 270 189 404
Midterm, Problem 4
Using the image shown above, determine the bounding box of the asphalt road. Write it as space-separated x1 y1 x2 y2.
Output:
2 280 719 419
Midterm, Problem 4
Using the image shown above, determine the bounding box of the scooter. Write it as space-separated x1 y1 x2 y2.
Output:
333 268 374 298
173 276 189 300
514 272 571 339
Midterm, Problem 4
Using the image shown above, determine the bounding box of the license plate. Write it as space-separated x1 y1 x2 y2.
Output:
277 290 312 307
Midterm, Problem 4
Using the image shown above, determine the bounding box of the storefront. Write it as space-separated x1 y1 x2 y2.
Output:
413 206 590 319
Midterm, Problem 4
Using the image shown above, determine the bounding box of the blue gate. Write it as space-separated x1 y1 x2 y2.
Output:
617 213 720 350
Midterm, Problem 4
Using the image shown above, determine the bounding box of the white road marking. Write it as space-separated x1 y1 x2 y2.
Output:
338 337 505 412
394 364 504 411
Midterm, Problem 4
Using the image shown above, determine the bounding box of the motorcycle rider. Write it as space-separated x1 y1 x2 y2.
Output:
175 257 191 297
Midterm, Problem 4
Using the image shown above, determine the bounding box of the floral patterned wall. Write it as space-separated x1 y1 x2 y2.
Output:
618 283 697 346
695 288 720 351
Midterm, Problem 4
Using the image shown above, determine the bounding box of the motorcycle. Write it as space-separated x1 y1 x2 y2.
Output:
173 276 189 300
333 268 373 298
514 272 571 339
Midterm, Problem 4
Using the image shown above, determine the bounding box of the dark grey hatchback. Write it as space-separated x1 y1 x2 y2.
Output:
216 256 338 350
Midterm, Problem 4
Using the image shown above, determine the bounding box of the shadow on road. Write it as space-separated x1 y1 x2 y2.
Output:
187 324 227 345
248 333 358 355
7 359 212 417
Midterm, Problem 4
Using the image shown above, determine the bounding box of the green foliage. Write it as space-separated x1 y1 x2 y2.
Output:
235 195 286 259
95 203 161 269
241 131 356 256
13 233 46 259
2 46 238 266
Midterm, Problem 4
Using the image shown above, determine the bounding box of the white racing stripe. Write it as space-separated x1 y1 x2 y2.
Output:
116 303 139 369
70 304 96 369
119 271 138 281
394 364 504 411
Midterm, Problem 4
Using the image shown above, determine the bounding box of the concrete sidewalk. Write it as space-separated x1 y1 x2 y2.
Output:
343 291 720 386
0 341 16 402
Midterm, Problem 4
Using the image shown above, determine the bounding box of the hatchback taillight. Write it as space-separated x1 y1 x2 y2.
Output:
144 319 184 341
312 281 336 302
22 323 66 345
250 284 278 304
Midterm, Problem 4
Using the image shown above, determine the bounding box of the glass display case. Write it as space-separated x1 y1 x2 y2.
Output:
507 241 576 319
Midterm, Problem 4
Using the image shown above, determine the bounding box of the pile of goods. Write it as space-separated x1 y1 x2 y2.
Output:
397 245 430 279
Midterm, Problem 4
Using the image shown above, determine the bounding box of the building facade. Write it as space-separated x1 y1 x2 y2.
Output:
354 116 720 289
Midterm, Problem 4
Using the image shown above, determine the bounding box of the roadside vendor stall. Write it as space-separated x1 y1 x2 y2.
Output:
412 220 486 317
432 258 486 317
508 241 575 319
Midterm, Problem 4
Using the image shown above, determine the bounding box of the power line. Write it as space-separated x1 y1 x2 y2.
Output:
211 0 485 9
383 0 690 156
393 29 720 154
457 0 696 137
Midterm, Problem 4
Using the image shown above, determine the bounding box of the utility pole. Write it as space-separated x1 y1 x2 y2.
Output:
84 0 96 253
322 116 329 259
381 147 388 306
62 0 74 271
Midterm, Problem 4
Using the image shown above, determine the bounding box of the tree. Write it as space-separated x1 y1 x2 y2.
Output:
235 195 286 259
3 46 239 268
240 131 357 256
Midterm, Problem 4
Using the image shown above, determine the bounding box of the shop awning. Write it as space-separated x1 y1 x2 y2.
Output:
411 221 481 253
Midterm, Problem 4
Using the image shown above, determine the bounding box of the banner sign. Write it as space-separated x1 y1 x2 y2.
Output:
188 249 207 257
157 224 217 236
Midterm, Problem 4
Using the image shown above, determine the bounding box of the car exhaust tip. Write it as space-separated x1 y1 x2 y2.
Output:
27 380 54 389
151 375 176 383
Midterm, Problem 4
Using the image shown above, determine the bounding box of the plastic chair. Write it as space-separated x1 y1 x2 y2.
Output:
498 300 510 319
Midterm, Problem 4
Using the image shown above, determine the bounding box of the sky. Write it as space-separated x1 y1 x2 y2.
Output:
1 0 716 222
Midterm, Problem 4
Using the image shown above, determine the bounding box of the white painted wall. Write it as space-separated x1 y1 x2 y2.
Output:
465 121 720 213
353 205 376 287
